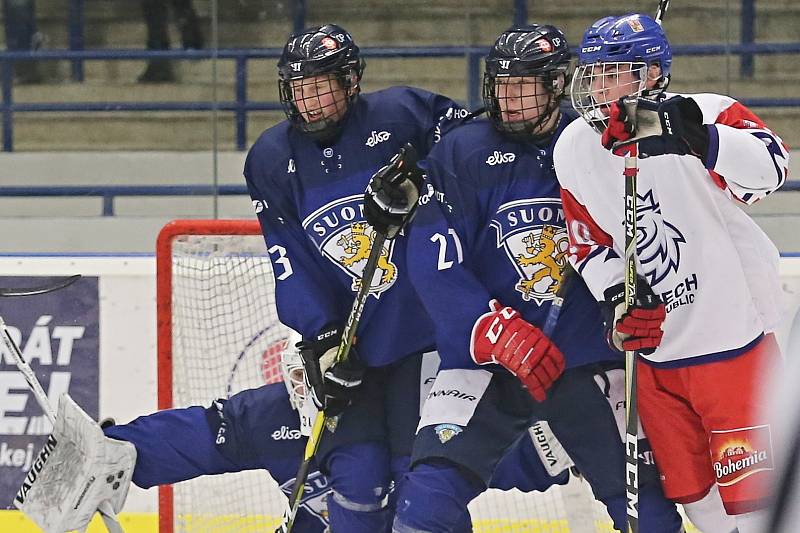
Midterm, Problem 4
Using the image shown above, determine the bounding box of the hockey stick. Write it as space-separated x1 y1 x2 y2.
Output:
542 264 574 338
620 96 640 533
0 274 81 297
1 313 125 533
655 0 671 25
281 230 388 533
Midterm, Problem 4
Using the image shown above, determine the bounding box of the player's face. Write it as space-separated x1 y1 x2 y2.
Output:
290 74 348 124
495 76 555 133
586 63 645 115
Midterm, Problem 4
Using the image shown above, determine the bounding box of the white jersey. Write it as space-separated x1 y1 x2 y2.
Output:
555 92 790 366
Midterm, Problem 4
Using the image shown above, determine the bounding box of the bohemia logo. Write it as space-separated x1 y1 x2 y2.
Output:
302 194 398 298
710 425 774 487
636 189 687 287
490 199 569 304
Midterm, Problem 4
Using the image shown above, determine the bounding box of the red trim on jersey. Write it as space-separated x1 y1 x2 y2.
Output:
560 187 614 263
708 100 790 196
715 101 767 131
707 168 728 191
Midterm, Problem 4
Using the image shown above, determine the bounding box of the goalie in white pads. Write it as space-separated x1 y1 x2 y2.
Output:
13 394 136 533
17 332 576 533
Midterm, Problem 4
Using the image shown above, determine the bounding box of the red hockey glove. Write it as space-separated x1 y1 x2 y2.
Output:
470 300 565 402
600 278 667 355
601 99 636 150
602 96 710 160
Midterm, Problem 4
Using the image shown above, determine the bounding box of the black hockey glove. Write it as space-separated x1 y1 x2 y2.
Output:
297 324 365 417
364 143 424 239
599 277 666 356
604 96 710 161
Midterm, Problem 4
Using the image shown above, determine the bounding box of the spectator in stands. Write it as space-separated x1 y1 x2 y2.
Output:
3 0 43 84
139 0 204 83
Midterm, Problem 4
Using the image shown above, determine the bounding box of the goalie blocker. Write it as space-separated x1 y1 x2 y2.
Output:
15 394 137 533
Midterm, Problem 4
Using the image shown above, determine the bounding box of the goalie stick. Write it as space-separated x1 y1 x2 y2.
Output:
280 230 388 533
0 274 81 298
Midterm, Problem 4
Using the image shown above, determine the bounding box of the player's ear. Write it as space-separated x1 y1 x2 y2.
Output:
647 63 663 83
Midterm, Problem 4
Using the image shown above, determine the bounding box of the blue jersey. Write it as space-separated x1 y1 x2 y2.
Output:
407 115 620 370
245 87 465 366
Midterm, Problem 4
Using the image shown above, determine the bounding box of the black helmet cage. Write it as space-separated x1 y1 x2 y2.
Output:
483 25 571 141
277 24 365 142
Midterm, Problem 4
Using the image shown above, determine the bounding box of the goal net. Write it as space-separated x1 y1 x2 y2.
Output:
156 219 612 533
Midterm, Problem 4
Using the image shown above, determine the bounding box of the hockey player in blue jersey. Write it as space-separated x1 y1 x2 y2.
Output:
96 344 577 533
365 24 684 533
93 338 571 533
243 23 470 532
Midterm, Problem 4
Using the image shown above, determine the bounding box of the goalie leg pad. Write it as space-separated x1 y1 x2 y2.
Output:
14 394 137 533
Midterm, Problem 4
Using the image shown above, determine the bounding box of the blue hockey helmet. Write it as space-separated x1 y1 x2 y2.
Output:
571 14 672 133
578 14 672 77
277 24 365 143
483 24 572 141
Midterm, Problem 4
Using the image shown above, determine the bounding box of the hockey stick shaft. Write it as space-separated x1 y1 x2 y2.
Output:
622 97 640 533
655 0 670 25
0 315 56 423
542 264 574 337
0 275 81 298
282 231 388 533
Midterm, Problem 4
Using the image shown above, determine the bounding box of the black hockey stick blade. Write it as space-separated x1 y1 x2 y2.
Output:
0 275 81 297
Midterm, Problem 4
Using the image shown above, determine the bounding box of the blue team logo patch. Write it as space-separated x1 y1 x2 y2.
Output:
490 199 569 304
636 190 686 287
302 194 398 298
279 470 330 523
434 423 463 444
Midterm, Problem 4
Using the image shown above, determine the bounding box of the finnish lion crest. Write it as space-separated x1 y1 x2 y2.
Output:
336 222 397 292
491 199 569 305
302 194 399 298
514 225 568 300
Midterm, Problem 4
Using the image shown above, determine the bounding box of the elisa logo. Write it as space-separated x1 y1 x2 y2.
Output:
365 130 391 147
486 151 516 166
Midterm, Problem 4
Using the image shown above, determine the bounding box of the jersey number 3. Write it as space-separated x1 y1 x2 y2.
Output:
268 245 294 280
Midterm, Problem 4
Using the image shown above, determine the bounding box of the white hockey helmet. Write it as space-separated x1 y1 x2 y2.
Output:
279 329 318 436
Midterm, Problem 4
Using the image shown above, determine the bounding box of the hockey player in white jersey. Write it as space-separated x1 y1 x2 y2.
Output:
554 13 790 533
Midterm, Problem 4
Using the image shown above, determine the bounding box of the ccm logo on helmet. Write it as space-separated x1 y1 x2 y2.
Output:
581 45 602 53
645 45 662 53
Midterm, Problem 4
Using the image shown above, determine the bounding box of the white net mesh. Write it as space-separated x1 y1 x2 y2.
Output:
166 231 292 532
160 221 612 533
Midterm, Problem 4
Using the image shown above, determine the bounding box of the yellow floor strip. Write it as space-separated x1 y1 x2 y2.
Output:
0 511 157 533
0 511 699 532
